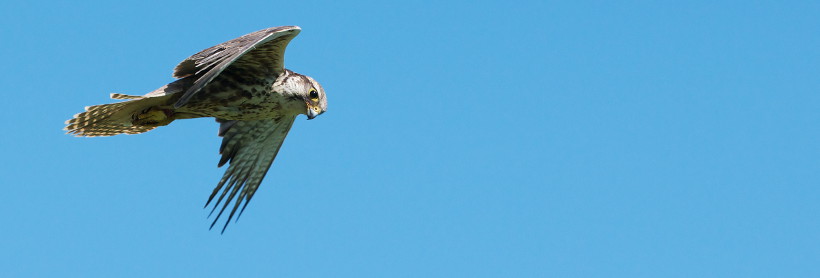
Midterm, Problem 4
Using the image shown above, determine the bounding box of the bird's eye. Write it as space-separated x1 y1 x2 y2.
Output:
309 89 319 101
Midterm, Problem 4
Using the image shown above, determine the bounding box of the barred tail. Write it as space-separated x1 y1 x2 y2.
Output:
65 94 166 137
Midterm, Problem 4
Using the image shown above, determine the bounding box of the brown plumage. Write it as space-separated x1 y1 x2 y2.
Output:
65 100 156 137
64 26 328 233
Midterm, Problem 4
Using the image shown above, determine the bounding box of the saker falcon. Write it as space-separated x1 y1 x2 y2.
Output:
64 26 328 233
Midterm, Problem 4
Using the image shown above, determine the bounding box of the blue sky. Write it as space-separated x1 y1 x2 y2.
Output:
1 0 819 277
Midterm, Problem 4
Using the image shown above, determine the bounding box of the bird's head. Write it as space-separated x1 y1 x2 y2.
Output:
301 75 327 120
279 71 327 119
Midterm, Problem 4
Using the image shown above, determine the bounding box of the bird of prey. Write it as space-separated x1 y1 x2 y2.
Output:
64 26 328 233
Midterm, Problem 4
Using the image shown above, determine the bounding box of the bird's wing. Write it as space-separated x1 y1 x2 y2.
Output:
206 116 297 233
172 26 301 107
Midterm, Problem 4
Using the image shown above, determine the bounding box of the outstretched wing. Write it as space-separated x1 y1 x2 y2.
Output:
172 26 301 108
205 116 297 233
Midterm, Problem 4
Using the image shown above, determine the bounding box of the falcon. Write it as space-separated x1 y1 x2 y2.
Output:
64 26 328 233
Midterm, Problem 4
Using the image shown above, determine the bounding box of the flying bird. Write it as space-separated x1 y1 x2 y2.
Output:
64 26 328 233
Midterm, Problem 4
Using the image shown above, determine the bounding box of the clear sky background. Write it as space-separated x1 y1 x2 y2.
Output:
1 0 818 277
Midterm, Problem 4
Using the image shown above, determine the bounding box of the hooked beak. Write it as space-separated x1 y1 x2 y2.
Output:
306 105 320 120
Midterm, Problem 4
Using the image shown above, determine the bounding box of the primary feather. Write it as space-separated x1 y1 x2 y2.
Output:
64 26 328 232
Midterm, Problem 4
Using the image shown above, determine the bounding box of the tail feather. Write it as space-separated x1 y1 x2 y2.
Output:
66 80 189 137
110 93 144 100
64 98 156 137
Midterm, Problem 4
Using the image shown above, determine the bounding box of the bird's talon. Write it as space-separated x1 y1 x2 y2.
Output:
133 108 173 126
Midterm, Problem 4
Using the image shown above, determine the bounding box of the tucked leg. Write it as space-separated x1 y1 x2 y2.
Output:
132 107 175 127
